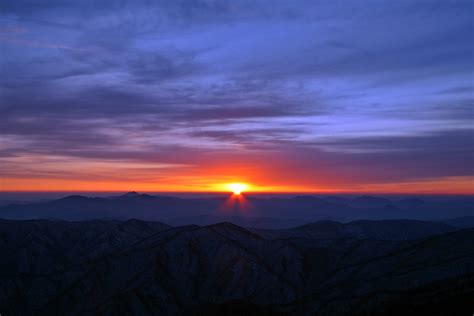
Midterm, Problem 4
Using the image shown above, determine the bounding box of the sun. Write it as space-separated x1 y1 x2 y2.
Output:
227 183 248 195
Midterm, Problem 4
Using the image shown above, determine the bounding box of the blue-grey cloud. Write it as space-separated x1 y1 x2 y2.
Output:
1 0 473 188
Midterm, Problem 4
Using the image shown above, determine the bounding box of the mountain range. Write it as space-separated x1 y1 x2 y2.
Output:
0 218 472 315
0 192 472 228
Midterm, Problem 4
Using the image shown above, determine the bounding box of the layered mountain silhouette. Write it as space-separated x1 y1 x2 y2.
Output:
0 218 473 315
0 192 472 228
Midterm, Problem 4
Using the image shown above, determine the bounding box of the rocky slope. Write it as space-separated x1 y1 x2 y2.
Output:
0 219 472 315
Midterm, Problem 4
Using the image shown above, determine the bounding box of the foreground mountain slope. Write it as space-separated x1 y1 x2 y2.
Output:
0 219 472 315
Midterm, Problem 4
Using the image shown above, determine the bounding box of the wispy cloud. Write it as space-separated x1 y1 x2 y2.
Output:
1 0 473 192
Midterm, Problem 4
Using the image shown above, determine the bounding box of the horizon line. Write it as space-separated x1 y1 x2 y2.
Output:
1 190 473 196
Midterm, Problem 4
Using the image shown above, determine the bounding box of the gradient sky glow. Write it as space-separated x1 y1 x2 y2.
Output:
1 0 473 193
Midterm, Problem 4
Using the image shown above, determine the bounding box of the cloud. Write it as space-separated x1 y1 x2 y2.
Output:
1 0 473 191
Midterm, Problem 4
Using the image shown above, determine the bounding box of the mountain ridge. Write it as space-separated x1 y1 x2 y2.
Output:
0 218 473 315
1 193 472 227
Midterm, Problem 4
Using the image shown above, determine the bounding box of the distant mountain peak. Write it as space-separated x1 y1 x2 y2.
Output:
115 191 158 200
124 218 146 224
123 191 140 197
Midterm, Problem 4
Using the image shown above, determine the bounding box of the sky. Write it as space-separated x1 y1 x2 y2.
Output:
0 0 473 193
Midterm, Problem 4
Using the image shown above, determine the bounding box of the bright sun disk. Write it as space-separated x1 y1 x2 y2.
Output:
228 183 248 195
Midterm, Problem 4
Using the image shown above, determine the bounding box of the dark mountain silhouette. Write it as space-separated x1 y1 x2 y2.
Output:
0 218 472 315
442 216 474 228
121 191 140 197
253 219 455 240
0 193 472 227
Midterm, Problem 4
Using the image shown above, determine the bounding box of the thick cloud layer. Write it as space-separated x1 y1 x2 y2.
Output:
1 0 473 192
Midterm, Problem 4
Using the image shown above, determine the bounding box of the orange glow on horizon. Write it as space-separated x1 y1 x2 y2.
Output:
1 176 473 195
2 151 472 194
